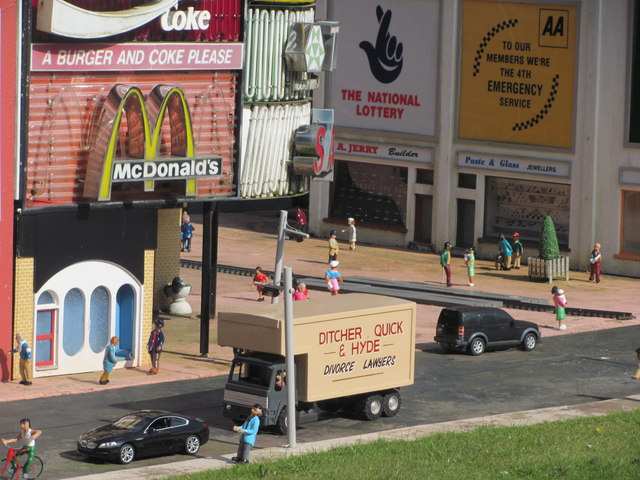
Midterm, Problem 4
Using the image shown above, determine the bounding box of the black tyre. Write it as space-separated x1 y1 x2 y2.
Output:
522 333 537 351
118 443 136 464
468 337 486 356
0 459 14 480
382 390 401 417
184 435 201 455
359 394 383 421
25 456 43 479
275 407 288 435
317 399 341 413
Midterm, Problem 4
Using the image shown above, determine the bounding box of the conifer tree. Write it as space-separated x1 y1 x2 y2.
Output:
539 216 560 260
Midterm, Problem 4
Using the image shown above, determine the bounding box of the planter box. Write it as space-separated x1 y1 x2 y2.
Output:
527 256 570 283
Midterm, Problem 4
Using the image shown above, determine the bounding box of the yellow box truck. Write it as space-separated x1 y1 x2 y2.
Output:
218 293 416 433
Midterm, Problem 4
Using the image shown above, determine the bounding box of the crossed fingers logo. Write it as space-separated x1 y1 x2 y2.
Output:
359 5 404 84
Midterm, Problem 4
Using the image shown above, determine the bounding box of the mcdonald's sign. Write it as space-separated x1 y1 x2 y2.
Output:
84 84 222 201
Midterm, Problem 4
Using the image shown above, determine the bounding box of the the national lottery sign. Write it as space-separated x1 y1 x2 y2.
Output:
458 1 578 149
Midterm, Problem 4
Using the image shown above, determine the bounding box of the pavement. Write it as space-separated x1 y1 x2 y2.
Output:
2 210 640 479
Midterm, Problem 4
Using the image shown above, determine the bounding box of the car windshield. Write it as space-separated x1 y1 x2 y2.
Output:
112 415 145 430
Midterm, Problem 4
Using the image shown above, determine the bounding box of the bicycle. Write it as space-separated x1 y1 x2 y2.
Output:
0 446 43 479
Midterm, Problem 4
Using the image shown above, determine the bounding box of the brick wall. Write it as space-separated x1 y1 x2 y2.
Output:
12 258 34 380
154 209 181 312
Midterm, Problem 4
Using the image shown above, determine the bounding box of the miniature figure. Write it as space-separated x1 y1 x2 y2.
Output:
464 246 475 287
2 417 42 479
293 282 308 301
498 234 513 270
325 260 343 295
231 404 262 464
99 336 119 385
180 214 195 252
512 232 523 269
341 217 357 250
252 267 269 302
328 230 339 262
295 208 307 242
10 334 32 386
441 242 453 287
551 286 567 330
632 347 640 380
589 242 602 283
147 318 165 375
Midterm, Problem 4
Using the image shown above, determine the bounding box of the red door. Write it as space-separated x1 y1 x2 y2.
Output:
36 310 56 367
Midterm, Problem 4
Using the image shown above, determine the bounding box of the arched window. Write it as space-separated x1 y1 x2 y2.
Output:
63 289 84 356
89 287 110 353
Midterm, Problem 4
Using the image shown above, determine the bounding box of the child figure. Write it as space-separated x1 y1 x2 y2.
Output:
252 267 268 302
293 282 308 301
328 230 339 262
464 246 475 287
512 233 523 269
632 348 640 380
180 214 195 252
325 260 343 296
551 286 567 330
342 217 357 250
589 242 602 283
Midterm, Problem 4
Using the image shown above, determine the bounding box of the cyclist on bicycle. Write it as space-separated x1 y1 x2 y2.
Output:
2 417 42 479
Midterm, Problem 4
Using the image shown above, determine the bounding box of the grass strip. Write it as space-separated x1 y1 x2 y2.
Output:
171 408 640 480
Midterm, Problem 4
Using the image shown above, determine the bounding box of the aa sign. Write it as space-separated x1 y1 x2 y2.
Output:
458 1 578 148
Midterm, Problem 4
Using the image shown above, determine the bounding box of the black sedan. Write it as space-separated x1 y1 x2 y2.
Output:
77 410 209 464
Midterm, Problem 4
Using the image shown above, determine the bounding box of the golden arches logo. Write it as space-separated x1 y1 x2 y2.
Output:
84 84 205 201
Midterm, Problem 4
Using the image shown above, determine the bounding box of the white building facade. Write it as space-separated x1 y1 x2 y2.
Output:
310 0 640 277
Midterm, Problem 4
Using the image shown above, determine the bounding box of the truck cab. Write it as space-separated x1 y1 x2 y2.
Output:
223 352 295 432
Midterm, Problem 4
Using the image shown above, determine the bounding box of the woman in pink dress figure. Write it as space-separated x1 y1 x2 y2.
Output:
325 261 343 296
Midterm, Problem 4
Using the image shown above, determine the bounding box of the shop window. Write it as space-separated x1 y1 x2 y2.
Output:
416 169 434 185
483 177 570 244
622 191 640 254
63 288 85 357
458 173 477 189
330 161 407 228
89 287 110 353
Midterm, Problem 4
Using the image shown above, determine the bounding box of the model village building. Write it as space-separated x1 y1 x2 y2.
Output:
311 0 640 280
1 0 639 382
1 0 337 380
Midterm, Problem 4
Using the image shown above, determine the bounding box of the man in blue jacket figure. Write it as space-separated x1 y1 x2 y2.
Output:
10 334 33 386
232 404 262 464
498 234 513 270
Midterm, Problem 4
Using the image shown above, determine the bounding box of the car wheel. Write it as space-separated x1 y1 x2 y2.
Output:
276 407 288 435
522 333 537 351
184 435 201 455
468 337 486 356
118 443 135 464
382 390 401 417
359 394 383 421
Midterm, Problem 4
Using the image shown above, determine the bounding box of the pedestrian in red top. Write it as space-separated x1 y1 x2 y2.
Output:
295 208 308 242
147 318 165 375
252 267 268 302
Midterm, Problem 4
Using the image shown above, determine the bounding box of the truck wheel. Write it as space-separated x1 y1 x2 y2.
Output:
317 399 341 413
276 407 288 435
382 390 401 417
359 394 383 421
521 332 537 351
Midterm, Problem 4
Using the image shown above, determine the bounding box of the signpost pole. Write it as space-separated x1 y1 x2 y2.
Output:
272 210 288 304
283 266 297 448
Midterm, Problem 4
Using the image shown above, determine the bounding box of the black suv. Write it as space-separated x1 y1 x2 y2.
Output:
434 306 541 355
